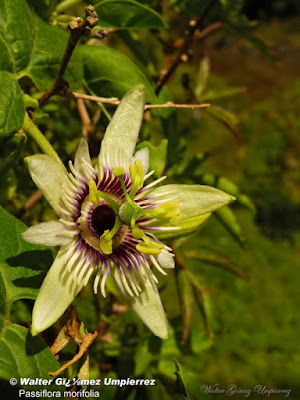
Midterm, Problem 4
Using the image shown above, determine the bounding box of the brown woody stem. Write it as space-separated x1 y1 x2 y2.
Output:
72 92 211 110
38 6 98 106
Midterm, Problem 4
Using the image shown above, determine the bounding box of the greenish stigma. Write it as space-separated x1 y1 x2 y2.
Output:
89 180 122 255
113 162 181 256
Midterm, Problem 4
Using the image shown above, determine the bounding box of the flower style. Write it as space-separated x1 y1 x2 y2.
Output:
22 86 234 339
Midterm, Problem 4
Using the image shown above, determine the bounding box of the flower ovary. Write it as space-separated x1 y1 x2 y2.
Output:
91 205 116 236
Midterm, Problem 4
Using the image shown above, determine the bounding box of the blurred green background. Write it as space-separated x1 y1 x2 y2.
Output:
159 5 300 398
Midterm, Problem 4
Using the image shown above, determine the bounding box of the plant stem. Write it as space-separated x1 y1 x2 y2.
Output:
155 0 219 95
72 92 211 110
38 6 98 106
23 113 65 168
16 189 42 218
144 102 210 110
76 96 95 137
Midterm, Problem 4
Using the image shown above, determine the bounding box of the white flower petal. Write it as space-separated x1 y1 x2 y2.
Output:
98 86 145 172
132 147 149 175
27 155 68 215
112 268 168 339
74 138 92 178
151 184 235 220
32 245 84 335
22 221 74 246
156 249 175 269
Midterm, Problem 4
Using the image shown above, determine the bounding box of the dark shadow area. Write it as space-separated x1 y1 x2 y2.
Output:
6 249 53 271
0 379 22 400
13 273 47 289
6 250 53 289
243 0 299 20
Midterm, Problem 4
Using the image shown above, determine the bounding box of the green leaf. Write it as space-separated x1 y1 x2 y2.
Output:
23 94 39 109
185 247 250 280
117 30 150 67
215 205 245 247
0 206 52 318
177 271 194 345
79 45 157 103
0 0 83 90
25 18 83 90
94 0 167 29
134 344 153 375
136 139 167 179
0 72 25 137
174 361 192 400
0 322 60 394
199 86 246 102
186 271 220 339
26 0 58 20
206 105 240 139
0 0 35 74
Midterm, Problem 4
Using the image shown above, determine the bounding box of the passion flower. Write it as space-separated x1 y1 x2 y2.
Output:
22 86 234 339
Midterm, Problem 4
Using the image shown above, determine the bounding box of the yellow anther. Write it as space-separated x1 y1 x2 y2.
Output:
129 163 137 183
136 243 162 255
164 209 180 218
129 160 144 192
156 201 179 210
89 180 99 205
129 160 143 182
100 230 113 255
113 167 125 176
169 216 179 226
136 160 144 182
151 201 180 219
142 235 164 249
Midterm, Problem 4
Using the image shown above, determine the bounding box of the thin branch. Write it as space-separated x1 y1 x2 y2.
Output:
155 0 219 95
72 92 211 110
73 92 119 105
16 189 42 218
195 21 224 40
38 6 98 106
23 189 42 211
144 102 210 110
76 96 95 137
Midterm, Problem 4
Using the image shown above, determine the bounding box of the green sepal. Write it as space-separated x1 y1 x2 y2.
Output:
155 214 211 240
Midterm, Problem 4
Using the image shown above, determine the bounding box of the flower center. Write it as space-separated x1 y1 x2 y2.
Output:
91 205 116 236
